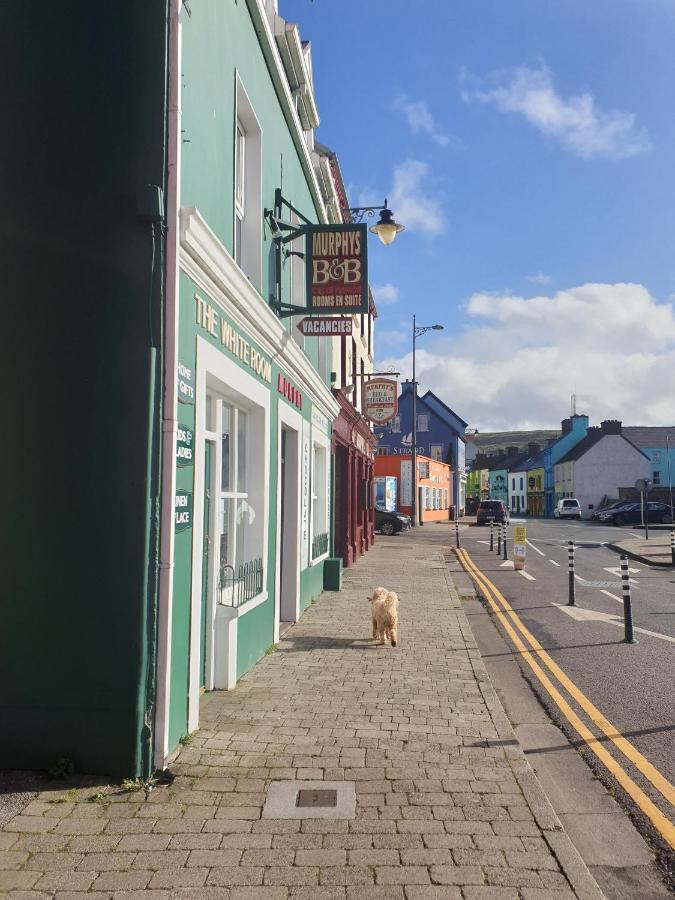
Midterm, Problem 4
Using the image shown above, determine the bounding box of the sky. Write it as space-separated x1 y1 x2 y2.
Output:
282 0 675 430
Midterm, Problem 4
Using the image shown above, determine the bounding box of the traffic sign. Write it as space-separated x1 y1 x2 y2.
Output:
296 316 353 337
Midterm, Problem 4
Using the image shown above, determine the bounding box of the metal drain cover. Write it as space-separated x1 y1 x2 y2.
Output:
296 789 337 808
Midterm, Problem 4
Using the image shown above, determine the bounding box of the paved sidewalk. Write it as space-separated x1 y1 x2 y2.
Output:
607 534 674 567
0 529 604 899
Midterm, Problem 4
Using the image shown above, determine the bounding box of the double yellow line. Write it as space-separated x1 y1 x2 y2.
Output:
455 546 675 849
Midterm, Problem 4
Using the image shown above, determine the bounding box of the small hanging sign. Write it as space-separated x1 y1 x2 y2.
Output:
304 224 368 315
363 378 398 425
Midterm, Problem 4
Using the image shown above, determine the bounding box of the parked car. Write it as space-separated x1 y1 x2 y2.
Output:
591 501 624 521
375 504 411 535
553 498 581 519
599 501 674 526
476 500 509 525
594 501 639 524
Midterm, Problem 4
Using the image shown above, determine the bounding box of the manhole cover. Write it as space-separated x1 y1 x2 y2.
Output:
296 789 337 808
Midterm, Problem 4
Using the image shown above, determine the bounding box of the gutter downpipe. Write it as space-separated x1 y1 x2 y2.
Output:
153 0 182 772
133 2 172 780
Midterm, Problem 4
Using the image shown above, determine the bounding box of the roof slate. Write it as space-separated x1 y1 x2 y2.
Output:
622 426 675 448
557 431 650 464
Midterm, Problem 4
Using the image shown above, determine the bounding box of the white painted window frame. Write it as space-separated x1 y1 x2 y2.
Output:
234 73 262 290
309 426 330 566
189 337 270 722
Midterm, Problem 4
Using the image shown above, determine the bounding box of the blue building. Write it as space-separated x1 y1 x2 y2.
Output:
545 415 589 515
373 381 468 516
623 427 675 491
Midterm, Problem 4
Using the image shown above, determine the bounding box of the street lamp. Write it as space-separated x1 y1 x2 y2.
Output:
341 200 405 245
411 316 444 527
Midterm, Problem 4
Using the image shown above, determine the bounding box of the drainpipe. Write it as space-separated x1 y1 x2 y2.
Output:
153 0 182 772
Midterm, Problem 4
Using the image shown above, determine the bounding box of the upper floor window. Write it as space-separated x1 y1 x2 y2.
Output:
234 75 262 289
653 471 661 484
417 414 429 432
430 444 442 461
234 120 245 266
390 416 401 434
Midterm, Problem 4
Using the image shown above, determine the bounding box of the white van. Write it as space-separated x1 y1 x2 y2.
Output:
554 498 581 520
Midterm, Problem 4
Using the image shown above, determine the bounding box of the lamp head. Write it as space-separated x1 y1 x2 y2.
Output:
369 202 405 246
432 324 444 330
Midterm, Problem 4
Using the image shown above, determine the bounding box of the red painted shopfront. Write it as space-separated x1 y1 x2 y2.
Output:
332 391 376 567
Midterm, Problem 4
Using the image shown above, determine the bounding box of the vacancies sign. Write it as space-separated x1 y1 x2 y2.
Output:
305 224 368 315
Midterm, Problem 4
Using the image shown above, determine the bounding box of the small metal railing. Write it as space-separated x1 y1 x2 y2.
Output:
311 531 329 559
218 558 263 608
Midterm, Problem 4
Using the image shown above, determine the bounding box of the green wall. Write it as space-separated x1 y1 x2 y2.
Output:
1 2 169 776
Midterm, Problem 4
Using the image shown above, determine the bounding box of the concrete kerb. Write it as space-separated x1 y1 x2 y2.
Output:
443 551 606 900
605 542 674 568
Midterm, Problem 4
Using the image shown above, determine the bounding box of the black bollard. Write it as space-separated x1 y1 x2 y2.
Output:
620 555 636 643
490 522 494 552
502 521 507 560
455 521 461 549
497 525 502 555
671 529 674 567
567 541 576 606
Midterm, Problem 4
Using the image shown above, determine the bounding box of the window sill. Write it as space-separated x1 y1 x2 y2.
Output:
216 591 268 620
309 551 329 568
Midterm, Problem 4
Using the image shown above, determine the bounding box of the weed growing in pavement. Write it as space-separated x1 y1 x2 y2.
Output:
48 756 75 780
50 787 77 804
88 791 108 804
120 778 144 792
264 643 276 655
179 731 196 746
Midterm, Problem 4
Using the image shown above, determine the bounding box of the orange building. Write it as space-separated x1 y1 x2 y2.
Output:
374 454 453 524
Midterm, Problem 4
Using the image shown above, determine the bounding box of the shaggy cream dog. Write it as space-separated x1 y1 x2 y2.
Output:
367 586 399 647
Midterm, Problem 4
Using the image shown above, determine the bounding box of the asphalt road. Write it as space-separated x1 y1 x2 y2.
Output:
459 517 675 860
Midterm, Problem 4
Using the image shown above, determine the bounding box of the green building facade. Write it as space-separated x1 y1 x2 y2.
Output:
2 0 342 778
153 0 339 768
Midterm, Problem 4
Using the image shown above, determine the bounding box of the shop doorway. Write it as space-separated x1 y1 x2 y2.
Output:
334 442 348 563
278 423 299 632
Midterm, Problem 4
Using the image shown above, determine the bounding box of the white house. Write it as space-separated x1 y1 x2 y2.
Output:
554 421 650 519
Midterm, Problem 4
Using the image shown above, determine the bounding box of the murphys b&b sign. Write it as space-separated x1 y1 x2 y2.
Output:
363 378 398 425
305 224 368 314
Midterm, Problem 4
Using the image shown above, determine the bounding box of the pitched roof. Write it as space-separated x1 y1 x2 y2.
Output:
420 391 469 433
557 431 650 464
488 450 530 472
622 426 675 448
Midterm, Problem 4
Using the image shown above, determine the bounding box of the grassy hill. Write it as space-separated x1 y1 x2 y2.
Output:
472 430 560 455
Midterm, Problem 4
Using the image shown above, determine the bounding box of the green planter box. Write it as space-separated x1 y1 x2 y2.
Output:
323 557 343 592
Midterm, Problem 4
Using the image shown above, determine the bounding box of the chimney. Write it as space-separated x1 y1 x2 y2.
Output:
571 414 589 431
601 419 622 435
400 379 416 395
506 446 519 456
561 417 572 435
528 443 541 456
587 426 602 439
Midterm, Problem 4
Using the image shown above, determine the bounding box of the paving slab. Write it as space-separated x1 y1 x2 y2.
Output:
0 530 604 897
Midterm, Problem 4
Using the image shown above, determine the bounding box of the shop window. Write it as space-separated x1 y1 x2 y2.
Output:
234 75 262 289
311 442 328 558
209 393 265 605
417 414 429 432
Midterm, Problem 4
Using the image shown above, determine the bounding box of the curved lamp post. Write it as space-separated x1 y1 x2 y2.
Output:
342 200 405 246
411 317 444 527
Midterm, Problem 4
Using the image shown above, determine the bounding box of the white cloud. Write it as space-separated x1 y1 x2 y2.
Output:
393 94 458 148
526 272 551 285
372 283 400 306
376 283 675 430
388 159 444 237
460 64 651 160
